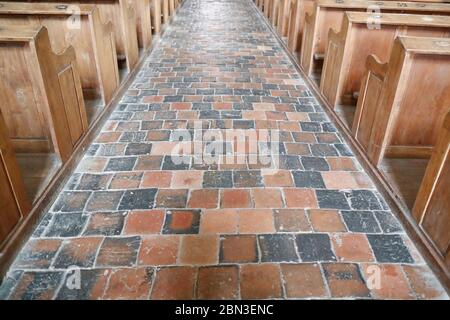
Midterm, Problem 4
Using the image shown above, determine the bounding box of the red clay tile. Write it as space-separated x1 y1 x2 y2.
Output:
138 235 180 266
309 209 346 232
262 170 294 187
141 171 172 188
200 209 238 234
179 235 219 265
104 267 153 299
281 264 327 298
252 188 284 208
220 235 258 263
197 266 239 299
323 263 370 298
188 189 219 209
240 264 282 299
283 188 318 208
171 171 203 188
402 265 447 300
273 209 311 232
239 209 275 234
124 210 165 234
220 189 252 208
151 267 196 299
331 233 374 262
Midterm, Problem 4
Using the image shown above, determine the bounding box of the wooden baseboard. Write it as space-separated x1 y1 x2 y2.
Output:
248 0 450 293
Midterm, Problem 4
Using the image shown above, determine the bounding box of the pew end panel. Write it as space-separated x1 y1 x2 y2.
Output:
151 0 162 34
412 111 450 268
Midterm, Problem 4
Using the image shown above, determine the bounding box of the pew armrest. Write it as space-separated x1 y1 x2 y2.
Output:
365 54 388 79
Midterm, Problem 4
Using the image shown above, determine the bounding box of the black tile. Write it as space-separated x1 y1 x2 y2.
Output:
258 234 298 262
161 155 191 170
52 191 91 212
125 143 152 155
316 190 350 209
347 190 382 210
162 210 200 234
118 188 157 210
105 157 137 171
375 211 403 233
341 211 381 233
119 131 146 142
278 155 302 170
233 120 255 129
300 122 322 132
310 144 339 157
233 170 263 187
295 234 336 262
301 157 330 171
83 212 125 236
367 234 414 263
203 171 233 188
45 213 87 237
292 171 325 188
77 174 112 191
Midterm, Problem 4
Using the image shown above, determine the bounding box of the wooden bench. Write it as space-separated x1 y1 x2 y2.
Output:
132 0 153 49
286 0 315 53
151 0 162 33
276 0 291 37
0 26 88 199
320 12 450 109
300 0 450 77
0 107 31 246
412 110 450 270
162 0 169 25
353 36 450 166
263 0 272 19
28 0 139 72
0 1 120 109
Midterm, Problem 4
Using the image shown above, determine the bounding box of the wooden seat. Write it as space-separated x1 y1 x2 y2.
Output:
320 12 450 111
276 0 291 37
413 111 450 270
28 0 140 73
0 1 120 111
263 0 272 19
163 0 169 25
300 0 450 78
0 25 87 200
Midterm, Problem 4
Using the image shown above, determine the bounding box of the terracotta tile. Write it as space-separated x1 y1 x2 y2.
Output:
331 233 374 262
327 157 358 171
273 209 311 232
283 188 318 208
141 171 172 188
309 209 346 232
361 264 415 299
252 188 284 208
197 266 239 299
281 264 327 298
323 263 370 298
262 170 294 187
163 210 200 234
200 209 238 234
220 235 258 263
155 189 188 208
14 239 62 269
240 264 282 299
109 172 142 189
171 171 203 188
239 209 275 234
138 235 180 266
402 265 448 300
322 171 360 189
123 210 165 234
188 189 219 209
53 237 102 268
151 267 196 299
179 235 219 265
220 189 252 208
104 267 153 300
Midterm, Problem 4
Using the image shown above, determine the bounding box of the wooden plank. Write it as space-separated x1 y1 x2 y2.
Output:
132 0 153 49
151 0 162 33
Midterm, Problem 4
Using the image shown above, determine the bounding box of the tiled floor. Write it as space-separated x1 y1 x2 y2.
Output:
0 0 447 300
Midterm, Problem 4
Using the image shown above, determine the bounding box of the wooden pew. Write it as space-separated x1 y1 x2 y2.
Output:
151 0 162 33
263 0 272 19
412 111 450 270
286 0 315 53
163 0 169 25
300 0 450 77
353 36 450 167
276 0 291 37
0 26 88 198
132 0 153 49
27 0 139 72
321 12 450 109
0 107 31 246
271 0 280 27
0 1 120 109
